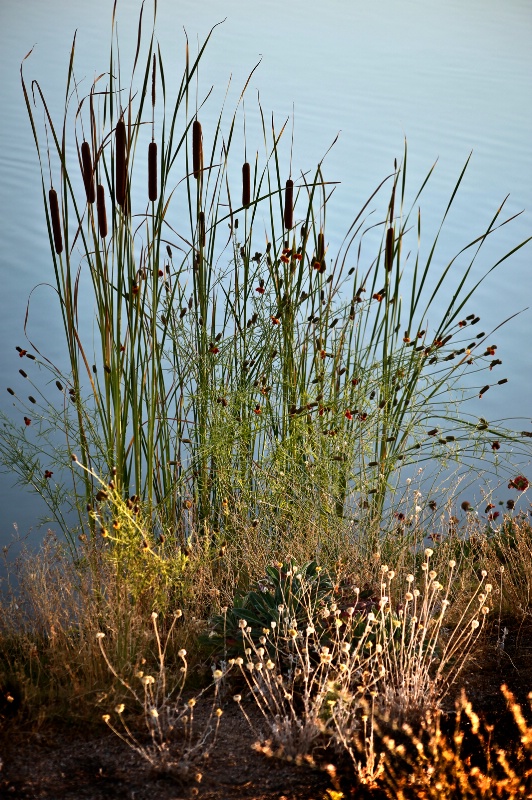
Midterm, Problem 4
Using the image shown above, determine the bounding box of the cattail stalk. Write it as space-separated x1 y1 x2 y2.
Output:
284 179 294 230
49 188 63 254
115 119 127 206
148 141 158 201
81 141 95 203
242 162 251 208
97 184 108 238
198 211 205 247
192 120 203 180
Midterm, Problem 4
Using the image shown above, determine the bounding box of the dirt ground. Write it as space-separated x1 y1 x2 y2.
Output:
1 619 531 800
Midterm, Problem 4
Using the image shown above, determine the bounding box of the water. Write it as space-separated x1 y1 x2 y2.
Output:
1 0 531 559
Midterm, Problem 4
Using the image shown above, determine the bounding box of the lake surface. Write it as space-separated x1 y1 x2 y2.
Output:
1 0 531 556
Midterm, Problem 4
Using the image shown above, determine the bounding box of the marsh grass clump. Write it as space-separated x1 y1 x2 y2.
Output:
1 3 532 793
0 0 528 562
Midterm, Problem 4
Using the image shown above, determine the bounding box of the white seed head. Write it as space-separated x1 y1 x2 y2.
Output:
424 548 433 558
115 704 125 714
150 708 159 718
406 574 414 583
471 619 480 629
215 707 223 717
151 612 158 620
233 694 242 702
213 669 223 680
449 559 456 569
96 632 105 640
266 660 275 670
178 649 187 658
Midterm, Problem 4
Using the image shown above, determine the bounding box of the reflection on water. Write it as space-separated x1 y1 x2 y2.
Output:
0 0 530 556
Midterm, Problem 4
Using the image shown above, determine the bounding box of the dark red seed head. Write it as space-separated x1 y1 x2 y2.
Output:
115 119 127 206
385 226 394 271
48 188 63 254
148 141 158 201
192 120 203 180
284 179 294 230
242 162 251 208
96 185 108 238
81 141 95 203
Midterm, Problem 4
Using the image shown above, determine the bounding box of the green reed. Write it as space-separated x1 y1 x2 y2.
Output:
6 0 531 554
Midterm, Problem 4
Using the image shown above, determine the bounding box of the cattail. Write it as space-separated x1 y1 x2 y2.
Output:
284 179 294 230
81 141 95 203
148 141 158 201
317 231 325 261
192 119 203 179
96 185 108 238
48 188 63 254
385 227 394 271
198 211 205 247
115 119 127 206
242 162 251 208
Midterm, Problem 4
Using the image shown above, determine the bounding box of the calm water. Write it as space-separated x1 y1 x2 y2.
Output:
1 0 531 554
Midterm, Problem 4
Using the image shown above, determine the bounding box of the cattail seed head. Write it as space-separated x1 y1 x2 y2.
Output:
192 119 203 180
242 162 251 208
115 119 127 207
96 184 108 238
148 141 158 201
284 179 294 230
198 211 205 247
81 141 95 203
385 226 394 271
317 232 325 261
48 188 63 254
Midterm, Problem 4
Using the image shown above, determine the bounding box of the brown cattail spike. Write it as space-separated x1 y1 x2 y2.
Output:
242 162 251 208
317 232 325 261
96 184 108 238
81 141 95 203
192 120 203 180
115 119 127 206
148 141 158 201
198 211 205 247
385 227 394 271
49 188 63 254
284 179 294 230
